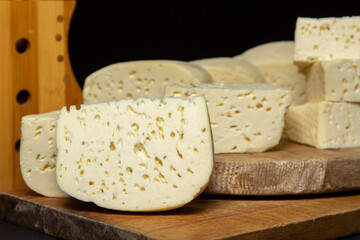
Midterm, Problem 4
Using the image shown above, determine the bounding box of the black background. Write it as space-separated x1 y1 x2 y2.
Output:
68 1 360 88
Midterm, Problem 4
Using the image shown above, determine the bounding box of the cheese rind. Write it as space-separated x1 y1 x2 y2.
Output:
307 59 360 102
294 17 360 65
237 41 295 66
285 101 360 149
165 83 292 153
236 41 306 105
190 57 265 83
56 96 213 211
20 111 68 197
83 60 213 104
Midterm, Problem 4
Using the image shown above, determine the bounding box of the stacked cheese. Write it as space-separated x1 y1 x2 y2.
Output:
20 60 216 211
235 41 307 105
165 83 292 153
285 16 360 149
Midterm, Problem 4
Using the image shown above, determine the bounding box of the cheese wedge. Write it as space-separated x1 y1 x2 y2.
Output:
56 96 213 211
294 17 360 66
285 101 360 149
20 111 68 197
236 41 306 105
83 60 213 104
190 57 265 83
307 59 360 102
165 83 292 153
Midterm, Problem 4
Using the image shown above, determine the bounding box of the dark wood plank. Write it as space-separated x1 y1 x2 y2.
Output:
1 190 360 239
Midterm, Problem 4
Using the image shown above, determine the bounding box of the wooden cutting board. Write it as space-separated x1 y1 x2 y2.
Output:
208 139 360 195
1 190 360 240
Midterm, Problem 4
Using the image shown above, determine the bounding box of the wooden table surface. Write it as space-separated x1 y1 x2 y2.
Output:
1 190 360 240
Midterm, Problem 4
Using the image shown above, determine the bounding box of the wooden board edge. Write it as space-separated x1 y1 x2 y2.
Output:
207 154 360 196
235 210 360 240
2 191 360 240
0 192 151 240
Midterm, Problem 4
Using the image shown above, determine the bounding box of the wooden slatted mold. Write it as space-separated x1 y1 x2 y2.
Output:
0 0 82 191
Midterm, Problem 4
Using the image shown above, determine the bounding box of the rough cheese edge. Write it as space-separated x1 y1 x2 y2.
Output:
56 96 214 211
20 110 69 198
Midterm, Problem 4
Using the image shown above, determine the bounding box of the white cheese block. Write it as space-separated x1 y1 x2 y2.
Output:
294 17 360 66
285 101 360 149
83 60 213 104
56 96 213 211
20 111 68 198
190 57 265 83
307 59 360 102
236 41 307 105
165 83 292 153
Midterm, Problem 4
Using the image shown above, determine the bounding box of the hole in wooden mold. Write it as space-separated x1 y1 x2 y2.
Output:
16 90 31 106
57 55 64 62
55 34 62 41
57 15 64 23
15 38 30 54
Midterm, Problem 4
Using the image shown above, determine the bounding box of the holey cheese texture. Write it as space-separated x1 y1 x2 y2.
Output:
56 96 213 211
165 83 292 153
285 102 360 149
20 111 68 198
307 59 360 102
83 60 213 104
190 57 265 83
294 17 360 65
236 41 306 105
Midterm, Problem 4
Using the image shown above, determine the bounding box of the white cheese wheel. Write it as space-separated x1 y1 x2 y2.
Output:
237 41 294 66
20 111 68 197
236 41 306 105
56 96 213 211
190 57 265 83
165 83 292 153
83 60 213 104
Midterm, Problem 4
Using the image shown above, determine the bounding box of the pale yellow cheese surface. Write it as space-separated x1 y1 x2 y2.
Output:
236 41 306 105
165 83 292 153
294 17 360 65
190 57 265 83
83 60 213 104
20 111 68 198
307 59 360 102
56 96 213 211
285 101 360 149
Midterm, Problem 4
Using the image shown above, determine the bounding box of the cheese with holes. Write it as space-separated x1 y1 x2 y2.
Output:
83 60 213 104
285 101 360 149
20 111 68 197
56 96 213 211
165 83 292 153
190 57 265 83
294 17 360 66
236 41 306 105
307 59 360 102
